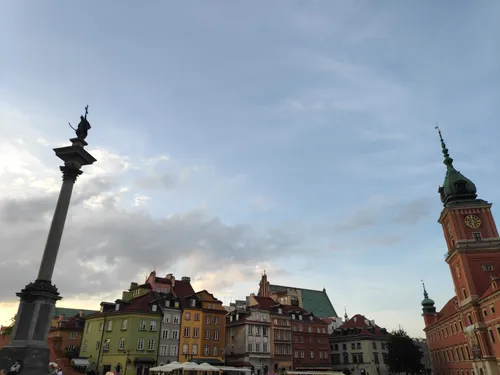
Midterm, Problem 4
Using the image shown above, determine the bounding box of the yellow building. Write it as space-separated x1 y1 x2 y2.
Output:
179 290 227 365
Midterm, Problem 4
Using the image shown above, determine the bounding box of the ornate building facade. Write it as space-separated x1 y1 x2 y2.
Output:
422 130 500 375
329 314 390 375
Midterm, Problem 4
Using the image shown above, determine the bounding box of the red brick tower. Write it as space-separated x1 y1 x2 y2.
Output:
424 128 500 375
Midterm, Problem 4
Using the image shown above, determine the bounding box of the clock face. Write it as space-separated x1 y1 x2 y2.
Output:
464 214 481 229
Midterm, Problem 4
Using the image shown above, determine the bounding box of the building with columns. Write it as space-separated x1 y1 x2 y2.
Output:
422 129 500 375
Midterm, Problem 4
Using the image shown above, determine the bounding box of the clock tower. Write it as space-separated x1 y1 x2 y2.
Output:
436 128 500 307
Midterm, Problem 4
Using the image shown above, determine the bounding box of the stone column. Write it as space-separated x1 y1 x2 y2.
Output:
0 137 96 375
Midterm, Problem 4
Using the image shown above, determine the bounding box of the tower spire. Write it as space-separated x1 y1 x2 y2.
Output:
421 280 429 299
421 280 436 314
435 126 454 168
344 307 348 322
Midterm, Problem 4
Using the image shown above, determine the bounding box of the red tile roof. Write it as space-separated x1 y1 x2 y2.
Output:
87 291 162 318
332 314 388 338
251 296 278 310
436 297 458 321
173 280 195 300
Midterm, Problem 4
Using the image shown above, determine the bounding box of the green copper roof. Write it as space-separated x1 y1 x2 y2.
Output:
53 307 99 318
436 128 478 205
269 284 338 318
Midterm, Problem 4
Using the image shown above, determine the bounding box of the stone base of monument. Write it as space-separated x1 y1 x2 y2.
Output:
0 345 50 375
0 280 61 374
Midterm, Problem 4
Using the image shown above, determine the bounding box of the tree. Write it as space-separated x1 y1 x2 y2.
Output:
387 328 423 375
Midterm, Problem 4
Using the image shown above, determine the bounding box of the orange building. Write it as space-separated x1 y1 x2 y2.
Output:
48 311 88 358
422 130 500 375
179 290 227 365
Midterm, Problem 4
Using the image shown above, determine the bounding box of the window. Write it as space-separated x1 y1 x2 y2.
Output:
190 299 196 307
184 327 190 337
292 314 296 320
103 339 110 351
173 315 180 324
83 340 88 352
162 329 169 339
193 328 199 338
139 320 147 331
483 309 488 317
263 343 268 352
206 316 211 324
182 344 189 354
299 315 303 320
372 342 376 349
71 332 77 339
119 338 125 350
256 343 260 352
483 264 494 271
332 354 341 365
263 327 268 336
491 305 496 314
185 312 191 320
473 232 482 241
213 346 219 356
214 316 219 324
248 343 253 352
205 330 211 339
214 330 219 340
147 339 155 351
106 321 113 331
150 321 157 331
165 300 170 307
310 351 314 359
204 345 210 356
295 351 299 358
192 344 198 355
86 322 91 333
278 308 282 314
468 314 473 325
174 301 180 308
96 341 101 350
171 330 179 339
170 345 178 356
160 345 168 356
463 288 468 299
121 319 128 330
163 314 171 324
195 313 200 321
356 342 361 349
334 344 339 351
152 305 157 312
115 304 120 311
488 329 495 343
137 339 144 351
99 322 104 331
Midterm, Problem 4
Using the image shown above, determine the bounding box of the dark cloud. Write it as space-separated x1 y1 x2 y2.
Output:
0 175 298 301
390 196 433 225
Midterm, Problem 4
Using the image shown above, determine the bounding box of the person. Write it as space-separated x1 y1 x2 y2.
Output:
8 360 21 374
57 368 63 375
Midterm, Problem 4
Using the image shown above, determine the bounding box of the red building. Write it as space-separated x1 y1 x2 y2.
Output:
285 305 330 371
422 129 500 375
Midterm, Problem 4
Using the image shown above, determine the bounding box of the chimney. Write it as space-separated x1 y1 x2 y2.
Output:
166 274 176 286
370 319 375 326
130 282 138 290
79 311 84 318
181 276 191 283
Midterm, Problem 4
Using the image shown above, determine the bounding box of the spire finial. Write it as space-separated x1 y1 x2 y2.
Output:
435 125 454 167
421 279 428 299
344 307 348 321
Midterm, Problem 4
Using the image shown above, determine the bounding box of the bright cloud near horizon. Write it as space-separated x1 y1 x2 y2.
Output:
1 1 500 337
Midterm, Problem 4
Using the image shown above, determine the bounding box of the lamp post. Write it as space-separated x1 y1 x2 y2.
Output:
0 107 96 375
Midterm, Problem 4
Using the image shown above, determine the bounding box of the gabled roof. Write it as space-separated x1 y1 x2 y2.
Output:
173 279 195 300
332 314 388 338
88 291 163 318
251 296 280 310
269 284 337 317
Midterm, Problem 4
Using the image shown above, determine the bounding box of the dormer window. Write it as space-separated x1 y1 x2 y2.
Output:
483 265 494 272
230 316 233 322
174 301 179 308
190 299 196 307
236 314 239 320
115 304 120 311
278 308 282 314
152 305 157 312
165 300 170 308
292 314 296 320
309 316 313 321
299 315 302 321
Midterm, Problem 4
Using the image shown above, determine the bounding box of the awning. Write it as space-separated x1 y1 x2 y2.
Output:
190 358 224 366
218 366 252 373
71 358 89 367
134 357 157 364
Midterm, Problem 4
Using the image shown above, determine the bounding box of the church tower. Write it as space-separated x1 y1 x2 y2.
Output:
258 270 270 297
436 128 500 306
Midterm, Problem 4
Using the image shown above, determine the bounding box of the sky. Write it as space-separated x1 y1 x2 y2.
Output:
0 1 499 338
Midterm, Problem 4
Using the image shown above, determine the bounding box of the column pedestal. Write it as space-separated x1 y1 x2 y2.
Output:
0 280 61 374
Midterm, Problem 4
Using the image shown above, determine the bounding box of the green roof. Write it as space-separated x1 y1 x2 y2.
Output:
53 307 99 318
269 284 338 318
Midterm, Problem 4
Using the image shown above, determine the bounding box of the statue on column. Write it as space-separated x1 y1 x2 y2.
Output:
69 105 91 141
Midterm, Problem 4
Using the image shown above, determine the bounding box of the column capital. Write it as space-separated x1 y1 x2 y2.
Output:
60 165 83 182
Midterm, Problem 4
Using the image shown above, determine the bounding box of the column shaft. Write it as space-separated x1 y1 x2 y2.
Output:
37 166 81 281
